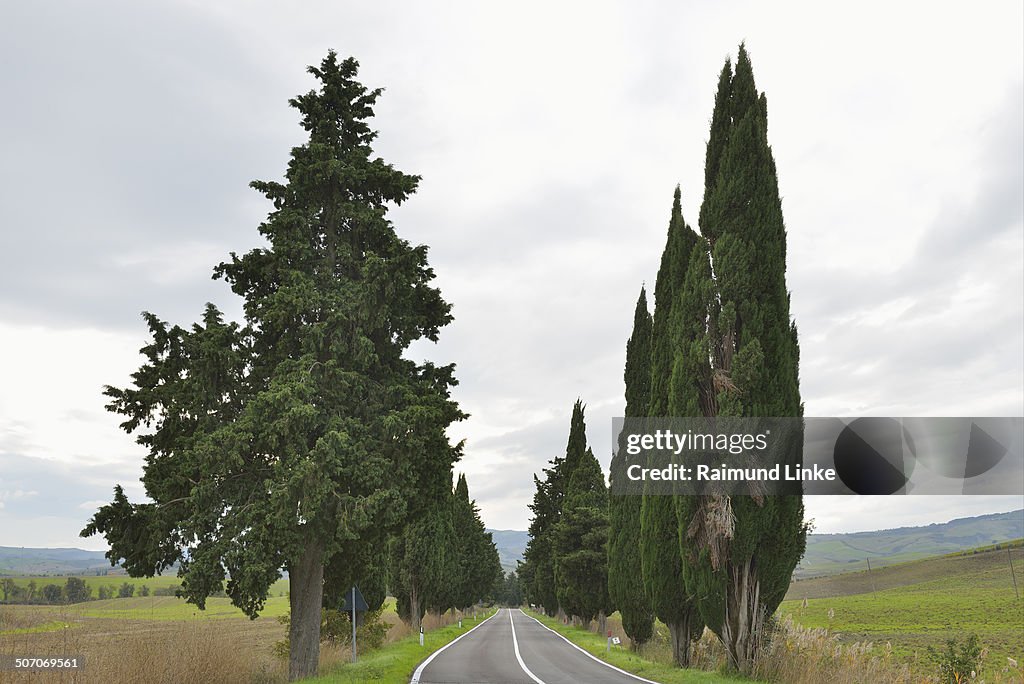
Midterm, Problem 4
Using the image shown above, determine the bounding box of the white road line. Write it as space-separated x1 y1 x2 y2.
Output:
509 607 548 684
409 608 500 684
517 609 662 684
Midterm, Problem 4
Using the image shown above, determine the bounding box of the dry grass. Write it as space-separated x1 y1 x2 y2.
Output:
0 603 305 683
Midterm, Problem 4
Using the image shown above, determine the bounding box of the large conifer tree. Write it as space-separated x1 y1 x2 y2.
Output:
554 441 610 626
640 190 704 666
608 287 655 648
451 474 502 611
82 53 463 680
681 44 806 672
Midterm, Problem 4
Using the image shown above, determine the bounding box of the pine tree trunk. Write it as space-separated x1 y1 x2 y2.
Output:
721 558 763 674
288 538 325 681
597 610 607 636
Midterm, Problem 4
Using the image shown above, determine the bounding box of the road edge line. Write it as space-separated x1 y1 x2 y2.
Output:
409 608 500 684
517 609 661 684
509 607 547 683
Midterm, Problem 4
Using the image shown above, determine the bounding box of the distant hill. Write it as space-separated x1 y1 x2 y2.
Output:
5 510 1020 578
487 529 529 572
485 510 1024 578
0 546 118 576
787 538 1024 600
796 509 1024 578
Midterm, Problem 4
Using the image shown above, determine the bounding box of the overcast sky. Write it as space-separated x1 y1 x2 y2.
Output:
1 1 1022 550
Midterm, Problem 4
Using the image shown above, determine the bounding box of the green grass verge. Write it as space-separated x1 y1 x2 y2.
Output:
523 610 748 684
306 609 498 683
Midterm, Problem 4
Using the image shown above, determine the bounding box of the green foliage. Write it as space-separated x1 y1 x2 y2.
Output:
491 570 524 606
638 190 704 665
118 582 135 599
40 584 62 603
555 445 610 624
80 51 463 678
522 400 589 617
451 474 503 610
274 608 390 660
609 287 655 647
641 44 805 673
391 502 457 622
64 577 91 603
929 634 983 683
522 473 560 615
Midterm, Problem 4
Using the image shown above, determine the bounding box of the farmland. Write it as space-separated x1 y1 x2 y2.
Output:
782 543 1024 678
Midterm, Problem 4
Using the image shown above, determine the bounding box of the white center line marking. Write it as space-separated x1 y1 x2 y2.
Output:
509 608 547 684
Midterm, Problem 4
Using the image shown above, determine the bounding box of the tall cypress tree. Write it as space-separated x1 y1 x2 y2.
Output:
683 43 806 673
641 191 704 666
555 444 609 626
522 471 560 616
522 398 589 618
608 287 655 648
451 474 502 611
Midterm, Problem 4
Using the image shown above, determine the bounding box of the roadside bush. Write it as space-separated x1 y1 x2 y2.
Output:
274 608 389 660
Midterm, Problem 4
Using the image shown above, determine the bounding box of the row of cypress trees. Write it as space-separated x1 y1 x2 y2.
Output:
318 469 502 636
528 44 806 675
390 473 504 633
520 400 613 630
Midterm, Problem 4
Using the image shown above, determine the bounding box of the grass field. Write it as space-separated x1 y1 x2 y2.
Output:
1 590 494 684
3 574 290 598
782 544 1024 678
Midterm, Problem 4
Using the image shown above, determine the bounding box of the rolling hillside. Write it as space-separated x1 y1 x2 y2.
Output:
795 508 1023 577
0 546 113 576
487 529 529 572
782 541 1024 675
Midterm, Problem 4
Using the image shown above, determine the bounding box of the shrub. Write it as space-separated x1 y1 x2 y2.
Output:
928 633 984 684
274 608 389 660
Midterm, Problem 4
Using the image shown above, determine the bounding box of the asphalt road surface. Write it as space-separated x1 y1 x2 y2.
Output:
411 608 659 684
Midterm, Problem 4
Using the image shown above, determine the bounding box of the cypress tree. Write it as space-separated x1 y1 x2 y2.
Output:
683 43 806 673
451 474 502 611
608 287 655 648
555 444 610 626
521 398 588 618
641 191 704 666
522 470 560 616
390 476 458 631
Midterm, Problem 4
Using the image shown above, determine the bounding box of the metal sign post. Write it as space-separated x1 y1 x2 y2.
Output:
351 586 357 663
340 585 368 664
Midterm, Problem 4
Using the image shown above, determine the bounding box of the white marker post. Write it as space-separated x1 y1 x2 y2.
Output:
419 626 424 647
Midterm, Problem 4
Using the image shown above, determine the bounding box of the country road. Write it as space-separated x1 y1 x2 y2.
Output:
411 608 659 684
